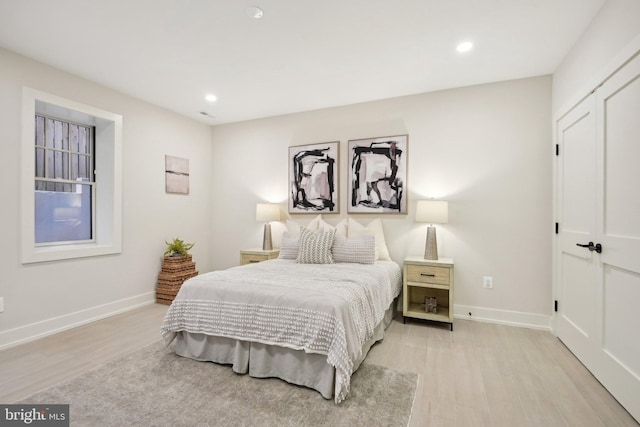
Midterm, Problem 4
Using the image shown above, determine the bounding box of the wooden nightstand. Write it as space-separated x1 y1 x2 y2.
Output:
240 249 280 265
403 256 454 331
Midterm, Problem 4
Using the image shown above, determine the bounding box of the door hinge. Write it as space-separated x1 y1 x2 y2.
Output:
555 222 559 234
555 144 559 156
554 300 558 312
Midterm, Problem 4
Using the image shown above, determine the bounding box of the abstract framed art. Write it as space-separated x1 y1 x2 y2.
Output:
165 155 190 194
289 141 339 214
348 134 408 214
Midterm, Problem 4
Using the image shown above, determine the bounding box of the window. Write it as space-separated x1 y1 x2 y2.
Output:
21 87 123 263
35 115 95 244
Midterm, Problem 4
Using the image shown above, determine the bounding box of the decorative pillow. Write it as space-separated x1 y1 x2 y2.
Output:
331 234 376 264
278 231 300 259
296 227 336 264
347 217 392 261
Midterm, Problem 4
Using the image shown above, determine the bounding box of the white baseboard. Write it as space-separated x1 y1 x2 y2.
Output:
0 292 156 350
454 304 552 331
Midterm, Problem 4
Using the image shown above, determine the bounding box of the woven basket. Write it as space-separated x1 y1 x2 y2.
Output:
156 255 198 304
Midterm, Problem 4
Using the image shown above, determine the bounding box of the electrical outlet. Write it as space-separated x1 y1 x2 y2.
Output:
0 297 4 313
483 276 493 289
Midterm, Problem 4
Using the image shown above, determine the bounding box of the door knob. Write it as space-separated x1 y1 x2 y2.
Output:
576 241 594 249
576 242 602 253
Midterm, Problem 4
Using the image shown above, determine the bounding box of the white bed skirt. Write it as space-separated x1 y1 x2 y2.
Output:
173 300 397 400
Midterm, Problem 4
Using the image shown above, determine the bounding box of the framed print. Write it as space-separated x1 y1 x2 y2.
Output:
348 134 407 214
165 155 190 194
289 141 339 214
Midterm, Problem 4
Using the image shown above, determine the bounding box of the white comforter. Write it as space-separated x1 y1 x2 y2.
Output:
161 259 402 403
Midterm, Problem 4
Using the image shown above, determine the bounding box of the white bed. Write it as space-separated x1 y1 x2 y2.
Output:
161 258 402 403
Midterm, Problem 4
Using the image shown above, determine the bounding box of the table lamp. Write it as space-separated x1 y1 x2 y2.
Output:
416 200 448 260
256 203 280 250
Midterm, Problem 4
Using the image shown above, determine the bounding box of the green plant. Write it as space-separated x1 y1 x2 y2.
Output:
164 237 195 257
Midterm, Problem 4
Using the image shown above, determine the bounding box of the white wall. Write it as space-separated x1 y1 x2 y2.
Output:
0 47 213 348
211 76 552 328
553 0 640 114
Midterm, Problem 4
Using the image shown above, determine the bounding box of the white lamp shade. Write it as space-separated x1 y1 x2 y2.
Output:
256 203 280 222
416 200 448 224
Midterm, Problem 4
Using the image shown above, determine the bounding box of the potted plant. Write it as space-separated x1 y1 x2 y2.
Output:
164 237 195 258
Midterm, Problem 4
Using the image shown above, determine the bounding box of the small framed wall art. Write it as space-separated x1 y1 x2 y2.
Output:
348 134 408 214
165 155 190 194
288 141 339 214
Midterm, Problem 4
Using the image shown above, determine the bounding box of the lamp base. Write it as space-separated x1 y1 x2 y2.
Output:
424 226 439 260
262 223 273 251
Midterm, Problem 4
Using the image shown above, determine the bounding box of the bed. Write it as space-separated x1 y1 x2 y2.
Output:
160 254 402 403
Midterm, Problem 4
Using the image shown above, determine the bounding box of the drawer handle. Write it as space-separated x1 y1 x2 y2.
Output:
420 273 436 277
249 260 260 263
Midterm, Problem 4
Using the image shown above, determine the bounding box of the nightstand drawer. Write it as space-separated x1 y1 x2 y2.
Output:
406 264 450 286
241 254 269 265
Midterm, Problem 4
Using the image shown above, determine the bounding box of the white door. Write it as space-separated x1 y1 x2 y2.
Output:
556 94 598 369
556 52 640 422
593 53 640 420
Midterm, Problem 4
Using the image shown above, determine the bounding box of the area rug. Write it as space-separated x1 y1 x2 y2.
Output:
20 341 417 426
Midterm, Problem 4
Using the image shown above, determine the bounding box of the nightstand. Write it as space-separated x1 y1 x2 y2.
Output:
240 249 280 265
403 256 454 330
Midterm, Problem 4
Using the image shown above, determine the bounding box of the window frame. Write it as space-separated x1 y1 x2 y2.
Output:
21 87 123 264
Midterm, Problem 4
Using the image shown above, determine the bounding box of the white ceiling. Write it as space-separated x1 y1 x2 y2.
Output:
0 0 605 125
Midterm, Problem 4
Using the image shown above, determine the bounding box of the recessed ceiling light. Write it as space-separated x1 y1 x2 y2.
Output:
246 6 264 19
456 41 474 53
205 94 217 103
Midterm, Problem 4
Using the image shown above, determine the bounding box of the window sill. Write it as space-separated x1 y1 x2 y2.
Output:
22 242 122 264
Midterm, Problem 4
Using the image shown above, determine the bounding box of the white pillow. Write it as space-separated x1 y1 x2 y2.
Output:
307 214 323 232
318 219 335 233
347 217 391 261
284 215 344 244
296 227 336 264
287 214 323 236
335 218 348 238
278 231 300 259
332 234 376 264
286 219 302 236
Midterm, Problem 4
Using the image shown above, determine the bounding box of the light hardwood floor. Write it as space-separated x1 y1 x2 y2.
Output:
0 304 168 404
0 304 637 426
